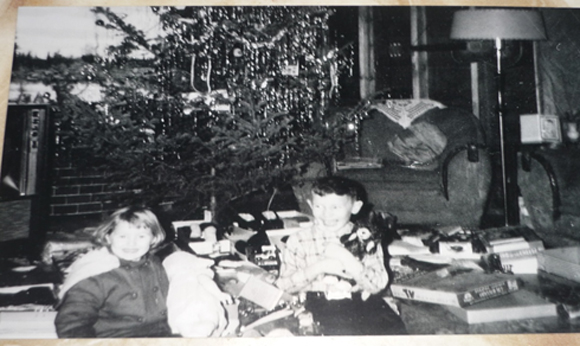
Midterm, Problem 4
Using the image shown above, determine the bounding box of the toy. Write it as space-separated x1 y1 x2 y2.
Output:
340 211 397 260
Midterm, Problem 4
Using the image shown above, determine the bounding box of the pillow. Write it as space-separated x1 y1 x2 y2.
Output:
387 122 447 170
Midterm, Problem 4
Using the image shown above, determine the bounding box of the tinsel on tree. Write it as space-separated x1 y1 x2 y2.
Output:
53 6 358 217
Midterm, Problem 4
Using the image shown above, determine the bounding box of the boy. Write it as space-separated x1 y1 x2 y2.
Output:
276 176 406 335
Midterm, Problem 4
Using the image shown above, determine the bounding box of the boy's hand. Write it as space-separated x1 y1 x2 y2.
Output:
324 243 353 259
324 243 364 279
319 258 351 278
308 258 350 279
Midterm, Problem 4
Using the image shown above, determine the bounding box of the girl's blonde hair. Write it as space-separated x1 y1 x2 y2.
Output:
93 206 166 249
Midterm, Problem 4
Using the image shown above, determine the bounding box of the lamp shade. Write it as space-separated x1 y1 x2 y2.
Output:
451 9 547 41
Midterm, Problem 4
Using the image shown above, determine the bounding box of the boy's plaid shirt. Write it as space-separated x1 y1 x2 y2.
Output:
276 222 389 294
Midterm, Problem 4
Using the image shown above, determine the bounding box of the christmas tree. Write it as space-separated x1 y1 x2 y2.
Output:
51 6 358 218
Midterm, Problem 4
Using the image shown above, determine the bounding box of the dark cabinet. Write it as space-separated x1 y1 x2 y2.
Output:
0 104 52 247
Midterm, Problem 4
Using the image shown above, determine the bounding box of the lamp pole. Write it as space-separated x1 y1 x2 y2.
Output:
495 38 508 226
495 37 521 226
450 8 547 227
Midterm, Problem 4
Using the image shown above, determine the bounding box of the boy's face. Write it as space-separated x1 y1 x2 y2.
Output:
106 220 154 261
308 192 363 233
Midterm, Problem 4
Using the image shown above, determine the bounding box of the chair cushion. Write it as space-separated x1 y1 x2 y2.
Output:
359 106 484 168
387 122 447 169
369 99 446 128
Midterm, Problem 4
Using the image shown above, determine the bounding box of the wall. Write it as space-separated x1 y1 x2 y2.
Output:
50 165 123 217
536 8 580 118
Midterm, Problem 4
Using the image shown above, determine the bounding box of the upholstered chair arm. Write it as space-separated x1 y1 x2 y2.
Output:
441 143 488 200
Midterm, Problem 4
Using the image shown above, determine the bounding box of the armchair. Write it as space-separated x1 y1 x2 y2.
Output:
518 147 580 246
336 105 492 227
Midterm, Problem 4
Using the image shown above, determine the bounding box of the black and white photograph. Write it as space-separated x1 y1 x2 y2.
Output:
1 3 580 344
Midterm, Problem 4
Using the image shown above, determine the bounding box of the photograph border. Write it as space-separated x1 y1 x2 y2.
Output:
1 0 579 345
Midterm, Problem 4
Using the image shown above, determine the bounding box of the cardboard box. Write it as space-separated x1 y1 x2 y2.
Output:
172 210 213 239
390 267 521 307
230 210 313 250
234 210 312 235
214 261 284 311
538 246 580 283
520 114 562 144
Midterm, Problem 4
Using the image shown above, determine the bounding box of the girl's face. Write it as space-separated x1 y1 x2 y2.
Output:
308 193 363 233
106 220 154 261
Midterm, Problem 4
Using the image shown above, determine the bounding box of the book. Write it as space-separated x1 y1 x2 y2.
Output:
387 239 431 257
475 226 544 254
0 285 56 307
0 283 54 294
0 310 57 339
237 275 285 311
489 245 545 261
390 267 521 307
482 236 545 275
444 289 558 324
390 257 451 284
488 254 540 274
486 240 544 254
0 264 61 289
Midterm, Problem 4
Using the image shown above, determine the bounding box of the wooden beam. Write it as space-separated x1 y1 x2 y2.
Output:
358 7 375 99
471 62 480 118
411 7 429 99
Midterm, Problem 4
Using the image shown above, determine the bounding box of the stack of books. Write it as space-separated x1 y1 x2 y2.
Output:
0 282 58 338
475 226 545 274
389 266 558 324
0 262 61 338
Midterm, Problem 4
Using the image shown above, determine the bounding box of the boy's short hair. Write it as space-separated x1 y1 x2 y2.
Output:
93 206 166 249
311 176 364 201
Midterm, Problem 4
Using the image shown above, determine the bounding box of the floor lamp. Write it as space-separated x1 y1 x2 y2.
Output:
450 8 547 226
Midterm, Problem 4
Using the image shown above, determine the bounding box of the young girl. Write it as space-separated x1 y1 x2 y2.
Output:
55 206 172 338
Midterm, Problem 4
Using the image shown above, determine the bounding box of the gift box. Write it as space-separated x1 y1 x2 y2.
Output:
230 210 313 251
215 261 286 311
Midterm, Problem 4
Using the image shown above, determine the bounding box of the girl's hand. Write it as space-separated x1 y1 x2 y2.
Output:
215 291 235 305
